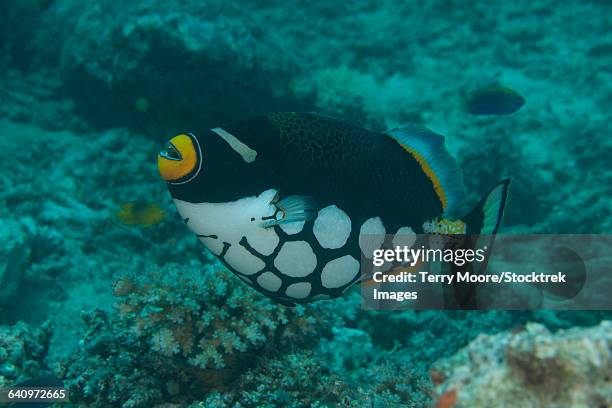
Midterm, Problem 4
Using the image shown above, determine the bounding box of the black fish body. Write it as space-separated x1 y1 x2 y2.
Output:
158 113 509 305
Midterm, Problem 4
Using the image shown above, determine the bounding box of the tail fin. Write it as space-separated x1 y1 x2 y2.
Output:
447 178 511 308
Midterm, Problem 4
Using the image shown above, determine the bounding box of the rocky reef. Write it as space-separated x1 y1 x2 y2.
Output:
0 0 610 406
431 321 612 408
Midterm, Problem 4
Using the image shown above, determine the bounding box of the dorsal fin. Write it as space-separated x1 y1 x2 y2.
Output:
387 125 466 213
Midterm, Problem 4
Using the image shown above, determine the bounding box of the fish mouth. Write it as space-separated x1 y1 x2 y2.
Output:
160 142 183 161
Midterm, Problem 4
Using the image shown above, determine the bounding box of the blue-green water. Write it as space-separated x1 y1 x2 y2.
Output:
0 1 610 407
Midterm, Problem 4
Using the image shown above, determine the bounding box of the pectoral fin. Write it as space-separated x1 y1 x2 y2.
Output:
260 195 318 228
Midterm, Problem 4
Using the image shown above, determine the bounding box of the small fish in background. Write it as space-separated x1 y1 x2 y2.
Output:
116 200 165 227
465 86 525 115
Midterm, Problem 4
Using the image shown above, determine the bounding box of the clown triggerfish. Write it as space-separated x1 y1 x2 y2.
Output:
158 113 510 306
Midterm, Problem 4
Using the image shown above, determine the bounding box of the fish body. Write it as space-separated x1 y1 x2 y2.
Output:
117 201 165 227
158 113 509 306
465 87 525 115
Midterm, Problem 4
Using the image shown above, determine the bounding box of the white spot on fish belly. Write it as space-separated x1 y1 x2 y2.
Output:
359 217 386 258
392 226 416 248
256 271 282 292
280 221 305 235
313 205 352 249
285 282 311 299
274 241 317 277
247 228 279 256
224 245 265 275
320 255 360 288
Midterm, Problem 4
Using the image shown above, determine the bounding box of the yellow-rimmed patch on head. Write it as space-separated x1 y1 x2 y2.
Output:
157 133 202 183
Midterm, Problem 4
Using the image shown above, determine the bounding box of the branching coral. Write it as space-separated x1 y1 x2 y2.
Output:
362 359 432 408
219 351 362 407
117 262 353 370
60 308 167 407
195 349 431 408
62 261 357 407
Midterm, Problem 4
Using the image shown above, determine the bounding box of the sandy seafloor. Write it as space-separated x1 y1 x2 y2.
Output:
0 1 611 407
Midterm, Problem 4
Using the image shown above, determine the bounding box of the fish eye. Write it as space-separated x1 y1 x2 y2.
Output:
160 142 182 161
157 133 202 184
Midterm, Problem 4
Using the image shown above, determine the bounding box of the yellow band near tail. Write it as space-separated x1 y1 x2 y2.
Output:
399 144 448 210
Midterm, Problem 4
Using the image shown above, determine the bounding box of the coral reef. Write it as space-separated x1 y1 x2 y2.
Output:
205 351 363 407
193 338 432 408
0 321 52 386
61 262 357 406
431 321 612 408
